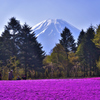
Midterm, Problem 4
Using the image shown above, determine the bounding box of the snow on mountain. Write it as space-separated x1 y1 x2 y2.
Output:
32 19 80 55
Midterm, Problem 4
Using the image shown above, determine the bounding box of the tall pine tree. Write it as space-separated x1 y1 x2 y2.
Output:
5 17 21 56
60 27 76 58
77 26 98 76
16 23 45 78
77 29 85 46
1 29 12 65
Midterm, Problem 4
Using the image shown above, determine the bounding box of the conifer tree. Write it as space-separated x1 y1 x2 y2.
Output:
0 17 21 68
1 29 12 65
77 26 98 76
16 23 45 78
5 17 21 56
77 29 85 46
60 27 76 58
0 37 4 65
0 17 47 79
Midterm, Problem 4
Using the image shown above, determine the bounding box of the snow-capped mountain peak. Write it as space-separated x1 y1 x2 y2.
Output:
32 19 80 55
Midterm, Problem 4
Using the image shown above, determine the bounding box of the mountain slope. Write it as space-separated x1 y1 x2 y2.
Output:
32 19 80 55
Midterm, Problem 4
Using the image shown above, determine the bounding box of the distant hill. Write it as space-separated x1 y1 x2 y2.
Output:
32 19 80 55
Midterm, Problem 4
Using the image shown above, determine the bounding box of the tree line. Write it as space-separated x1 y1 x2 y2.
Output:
0 17 100 80
44 26 100 78
0 17 45 80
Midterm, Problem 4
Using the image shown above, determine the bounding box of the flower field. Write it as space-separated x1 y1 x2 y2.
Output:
0 78 100 100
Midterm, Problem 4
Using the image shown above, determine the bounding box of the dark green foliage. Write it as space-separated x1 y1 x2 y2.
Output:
0 37 4 64
77 29 85 46
60 27 76 58
0 17 21 67
5 17 21 33
5 17 21 56
85 26 95 39
1 17 100 79
16 23 45 78
76 26 99 76
1 30 12 65
0 17 45 79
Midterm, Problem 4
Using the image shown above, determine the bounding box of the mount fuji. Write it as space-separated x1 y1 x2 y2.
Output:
32 19 80 55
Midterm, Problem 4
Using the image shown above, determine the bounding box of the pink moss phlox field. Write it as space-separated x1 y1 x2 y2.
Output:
0 78 100 100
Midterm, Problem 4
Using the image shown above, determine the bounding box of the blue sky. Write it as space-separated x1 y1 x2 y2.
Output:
0 0 100 34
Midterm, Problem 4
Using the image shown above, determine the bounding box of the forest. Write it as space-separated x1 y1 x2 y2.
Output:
0 17 100 80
